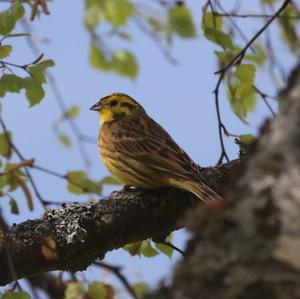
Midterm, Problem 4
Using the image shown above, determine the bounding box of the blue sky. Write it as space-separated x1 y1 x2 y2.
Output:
0 0 295 296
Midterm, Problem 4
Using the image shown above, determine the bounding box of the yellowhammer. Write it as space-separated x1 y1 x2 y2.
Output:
90 93 222 202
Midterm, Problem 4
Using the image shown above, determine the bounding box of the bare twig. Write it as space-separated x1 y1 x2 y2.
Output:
212 0 291 164
21 19 93 171
213 0 256 54
261 3 287 86
215 12 300 19
0 53 44 76
0 116 47 207
253 85 276 117
31 164 93 193
215 0 292 75
132 17 177 65
159 241 185 257
213 74 230 164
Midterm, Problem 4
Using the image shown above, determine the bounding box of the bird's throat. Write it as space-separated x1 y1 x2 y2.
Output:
100 109 114 125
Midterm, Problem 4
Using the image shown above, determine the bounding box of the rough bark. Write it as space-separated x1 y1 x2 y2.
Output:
144 63 300 299
0 160 239 286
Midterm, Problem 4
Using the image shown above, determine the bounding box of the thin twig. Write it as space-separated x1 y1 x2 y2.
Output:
0 53 44 75
215 0 292 75
253 85 276 116
213 0 256 54
0 60 30 75
0 116 47 206
213 74 230 164
79 134 97 144
215 12 300 19
32 164 66 180
159 241 186 257
132 17 177 65
31 164 101 195
261 3 287 86
21 19 92 171
212 0 291 164
94 261 138 299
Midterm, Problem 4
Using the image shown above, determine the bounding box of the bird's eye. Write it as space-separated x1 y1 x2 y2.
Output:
110 100 118 107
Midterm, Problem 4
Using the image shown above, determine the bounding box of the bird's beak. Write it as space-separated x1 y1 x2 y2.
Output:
89 102 103 111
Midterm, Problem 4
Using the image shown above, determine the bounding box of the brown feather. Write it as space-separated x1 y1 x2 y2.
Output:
100 112 222 202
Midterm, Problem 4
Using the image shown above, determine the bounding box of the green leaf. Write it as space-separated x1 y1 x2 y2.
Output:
28 59 55 84
0 71 49 106
88 281 106 299
141 240 159 257
0 10 15 35
0 131 12 158
90 43 110 71
66 171 102 195
0 1 25 35
84 3 104 30
64 282 85 299
104 0 134 27
132 282 150 298
235 83 256 112
66 171 86 194
245 45 266 67
112 50 138 79
0 74 24 97
262 0 280 5
169 5 196 38
58 133 72 148
204 28 233 49
0 45 12 59
9 197 19 214
100 176 120 185
0 171 7 189
202 11 234 49
215 48 241 66
227 82 256 123
23 77 45 107
215 51 233 64
67 105 80 118
11 1 25 20
2 291 31 299
237 134 256 157
202 12 223 30
90 44 138 78
239 134 255 145
123 241 143 256
278 5 299 51
124 240 159 257
148 16 166 33
235 64 256 84
155 243 173 258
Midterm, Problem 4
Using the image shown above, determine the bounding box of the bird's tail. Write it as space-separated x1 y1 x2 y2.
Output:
168 178 222 203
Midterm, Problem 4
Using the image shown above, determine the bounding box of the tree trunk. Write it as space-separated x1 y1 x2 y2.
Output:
145 63 300 299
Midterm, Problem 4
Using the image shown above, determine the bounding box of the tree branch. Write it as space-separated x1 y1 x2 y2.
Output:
0 159 239 286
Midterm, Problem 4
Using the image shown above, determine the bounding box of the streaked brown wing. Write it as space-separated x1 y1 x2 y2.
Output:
107 114 203 182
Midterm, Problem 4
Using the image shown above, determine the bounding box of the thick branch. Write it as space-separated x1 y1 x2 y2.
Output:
0 159 239 286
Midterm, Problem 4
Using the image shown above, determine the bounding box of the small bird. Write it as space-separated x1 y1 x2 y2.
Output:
90 93 222 202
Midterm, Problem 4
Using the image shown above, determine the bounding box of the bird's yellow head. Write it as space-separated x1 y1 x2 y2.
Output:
90 93 145 125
